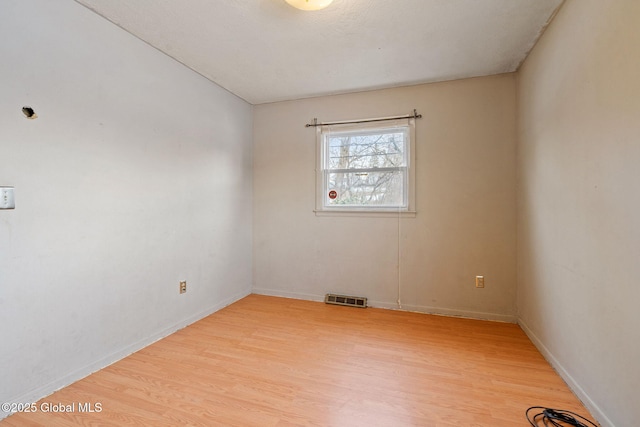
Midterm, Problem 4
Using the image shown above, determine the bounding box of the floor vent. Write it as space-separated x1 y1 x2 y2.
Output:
325 294 367 308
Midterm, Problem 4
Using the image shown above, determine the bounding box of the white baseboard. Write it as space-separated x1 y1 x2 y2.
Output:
518 319 613 427
251 288 516 323
369 300 517 323
1 288 250 420
251 287 325 302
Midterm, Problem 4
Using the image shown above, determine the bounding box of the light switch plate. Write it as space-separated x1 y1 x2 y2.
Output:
0 187 15 209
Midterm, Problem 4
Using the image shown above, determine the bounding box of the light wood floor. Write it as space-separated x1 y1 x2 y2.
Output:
2 294 594 426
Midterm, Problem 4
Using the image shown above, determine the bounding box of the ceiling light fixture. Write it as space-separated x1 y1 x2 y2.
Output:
285 0 334 11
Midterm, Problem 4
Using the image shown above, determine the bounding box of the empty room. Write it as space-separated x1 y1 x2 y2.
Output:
1 0 638 426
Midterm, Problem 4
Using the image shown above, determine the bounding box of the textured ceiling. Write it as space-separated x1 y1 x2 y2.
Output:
75 0 563 104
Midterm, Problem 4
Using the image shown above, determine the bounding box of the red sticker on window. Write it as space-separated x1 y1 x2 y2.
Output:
328 190 338 200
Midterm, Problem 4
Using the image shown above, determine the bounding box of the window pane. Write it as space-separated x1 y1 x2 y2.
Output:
326 170 405 206
327 131 406 170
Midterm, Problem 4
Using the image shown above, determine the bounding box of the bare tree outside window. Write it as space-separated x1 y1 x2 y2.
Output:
322 127 408 208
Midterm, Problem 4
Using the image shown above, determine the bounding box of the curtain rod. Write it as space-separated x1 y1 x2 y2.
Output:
305 109 422 128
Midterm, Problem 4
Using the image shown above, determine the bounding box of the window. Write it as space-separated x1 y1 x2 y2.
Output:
316 118 416 215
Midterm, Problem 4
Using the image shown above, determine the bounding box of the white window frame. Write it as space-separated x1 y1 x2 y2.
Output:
315 118 416 216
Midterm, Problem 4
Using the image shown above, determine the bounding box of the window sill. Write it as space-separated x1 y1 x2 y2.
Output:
314 210 417 218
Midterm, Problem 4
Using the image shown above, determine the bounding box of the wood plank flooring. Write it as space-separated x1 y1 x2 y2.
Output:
2 294 594 426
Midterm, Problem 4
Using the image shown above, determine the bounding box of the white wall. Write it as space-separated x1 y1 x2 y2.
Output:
253 75 517 321
517 1 640 426
0 0 252 413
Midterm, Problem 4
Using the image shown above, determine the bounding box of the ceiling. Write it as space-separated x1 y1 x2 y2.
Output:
75 0 563 105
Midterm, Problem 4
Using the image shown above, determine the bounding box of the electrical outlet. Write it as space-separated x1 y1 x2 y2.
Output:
475 276 485 288
180 281 187 294
0 187 15 209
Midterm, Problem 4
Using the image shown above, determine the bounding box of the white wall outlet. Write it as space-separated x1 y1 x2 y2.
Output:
180 281 187 294
475 276 485 288
0 187 15 209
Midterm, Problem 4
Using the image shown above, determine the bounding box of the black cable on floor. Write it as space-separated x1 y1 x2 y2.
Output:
526 407 598 427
